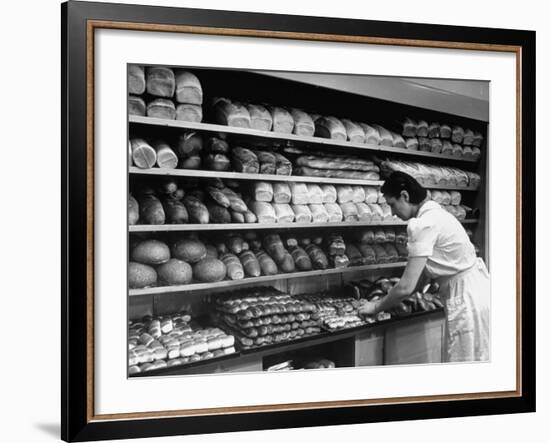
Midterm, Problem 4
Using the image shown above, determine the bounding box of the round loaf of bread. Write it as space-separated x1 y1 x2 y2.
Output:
193 258 226 282
131 240 170 265
157 259 192 285
128 365 141 375
172 238 207 263
129 262 157 289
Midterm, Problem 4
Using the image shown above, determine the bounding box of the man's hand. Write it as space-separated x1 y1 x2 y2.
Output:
358 300 378 316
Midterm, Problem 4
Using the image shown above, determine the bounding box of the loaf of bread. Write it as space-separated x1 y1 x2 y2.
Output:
441 140 453 155
291 247 312 271
176 104 202 122
193 258 226 282
163 198 189 224
440 191 452 205
244 210 257 223
309 204 329 223
439 124 452 139
256 250 278 275
430 190 444 204
131 138 157 169
292 205 312 223
363 187 378 204
324 203 343 222
471 147 481 160
342 119 365 143
358 244 376 264
461 129 474 146
360 123 381 145
129 95 146 116
462 146 473 159
296 155 379 172
427 122 440 138
326 234 346 256
401 117 417 137
305 244 329 269
315 116 347 140
266 106 293 134
451 126 464 143
263 234 286 263
273 203 295 223
204 136 229 155
146 66 175 97
147 98 176 119
321 185 337 203
384 228 396 242
372 124 393 146
391 132 406 148
128 195 139 225
131 239 170 265
374 229 387 243
179 156 200 169
250 201 276 223
337 186 353 204
207 203 231 223
418 137 431 151
466 172 481 188
450 191 462 205
372 244 389 263
128 65 145 95
231 211 245 223
290 183 309 205
367 203 384 222
272 183 291 204
176 132 203 158
306 184 323 204
340 202 358 221
405 137 419 150
205 187 229 208
212 98 250 127
174 71 202 104
430 138 443 154
239 250 261 277
204 153 230 171
138 194 165 224
380 203 393 220
290 108 315 136
232 147 259 173
452 144 464 157
254 182 274 202
129 262 157 289
346 243 364 266
245 104 272 131
356 202 372 221
150 140 178 169
377 190 386 204
274 153 292 176
351 186 366 203
296 166 380 180
157 259 193 285
384 243 399 262
183 195 209 224
416 120 429 137
254 151 276 174
472 132 484 148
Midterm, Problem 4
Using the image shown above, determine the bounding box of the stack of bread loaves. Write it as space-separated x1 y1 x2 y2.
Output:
427 190 470 221
128 313 236 374
128 65 204 123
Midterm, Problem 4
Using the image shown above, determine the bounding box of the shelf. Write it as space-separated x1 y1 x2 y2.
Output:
129 116 479 163
129 262 407 296
129 219 479 233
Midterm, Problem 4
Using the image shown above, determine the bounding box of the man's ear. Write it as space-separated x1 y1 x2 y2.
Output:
400 190 410 202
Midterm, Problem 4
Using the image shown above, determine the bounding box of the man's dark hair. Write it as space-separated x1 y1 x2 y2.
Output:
380 171 427 204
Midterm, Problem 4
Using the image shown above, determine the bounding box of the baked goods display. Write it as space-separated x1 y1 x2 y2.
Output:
128 312 236 374
427 190 472 221
295 294 364 331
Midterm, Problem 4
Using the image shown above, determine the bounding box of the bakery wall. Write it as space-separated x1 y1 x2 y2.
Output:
1 0 546 443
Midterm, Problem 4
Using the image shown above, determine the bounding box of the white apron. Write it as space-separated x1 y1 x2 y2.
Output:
406 201 490 362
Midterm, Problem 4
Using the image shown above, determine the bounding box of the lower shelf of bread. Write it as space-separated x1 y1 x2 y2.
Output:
129 308 444 377
129 219 478 232
129 262 408 296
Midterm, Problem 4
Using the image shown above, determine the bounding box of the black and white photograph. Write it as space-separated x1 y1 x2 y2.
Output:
127 66 490 377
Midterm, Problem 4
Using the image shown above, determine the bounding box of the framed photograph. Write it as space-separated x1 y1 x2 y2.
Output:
62 1 535 441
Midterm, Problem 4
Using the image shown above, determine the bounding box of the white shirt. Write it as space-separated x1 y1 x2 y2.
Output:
407 200 477 278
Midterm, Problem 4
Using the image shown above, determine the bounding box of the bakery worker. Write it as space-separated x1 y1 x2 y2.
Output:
359 171 490 362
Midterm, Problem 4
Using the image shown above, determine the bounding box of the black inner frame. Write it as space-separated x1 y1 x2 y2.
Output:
62 1 536 441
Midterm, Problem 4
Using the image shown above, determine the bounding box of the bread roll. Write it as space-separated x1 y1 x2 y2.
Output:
269 106 294 133
440 124 452 139
306 184 323 204
337 186 354 204
273 183 291 204
138 194 165 224
309 204 329 223
428 122 440 138
163 198 189 224
391 132 406 148
452 144 464 157
131 138 157 169
320 185 337 203
401 117 417 137
351 186 366 203
256 250 278 275
405 137 419 150
246 104 273 131
151 140 178 169
356 202 372 221
132 239 170 265
175 104 202 123
232 147 259 173
451 126 465 143
146 98 175 119
250 201 276 224
342 119 365 143
128 195 139 225
441 140 453 155
290 109 315 136
254 182 274 202
430 138 443 154
292 205 312 223
416 120 429 137
340 202 358 221
273 203 295 223
360 123 381 145
213 98 250 127
129 95 146 116
315 116 347 140
324 203 343 222
290 183 309 205
146 66 175 97
175 71 202 104
129 262 157 289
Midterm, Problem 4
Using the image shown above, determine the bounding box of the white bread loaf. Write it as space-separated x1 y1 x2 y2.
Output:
341 119 365 143
450 191 462 206
290 183 309 205
391 131 406 148
273 183 291 204
247 104 273 131
463 129 475 145
254 182 274 202
351 186 366 203
359 123 381 145
131 138 157 169
250 201 276 224
146 66 175 97
175 71 203 104
309 204 329 223
340 202 358 221
152 140 178 169
452 144 464 157
290 108 315 136
320 185 337 203
372 124 393 147
315 116 347 140
405 137 419 150
337 186 354 204
324 203 343 222
175 104 202 122
269 106 294 134
440 191 452 205
147 98 176 119
356 202 372 221
306 184 323 204
273 203 295 223
377 191 386 204
129 95 146 116
471 147 481 160
128 65 146 95
292 205 312 223
367 203 384 222
213 98 251 128
401 117 418 137
364 187 379 204
416 120 429 137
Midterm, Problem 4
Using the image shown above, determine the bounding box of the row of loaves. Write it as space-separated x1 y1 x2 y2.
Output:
401 118 484 147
